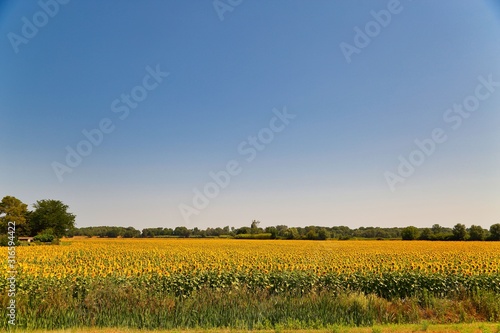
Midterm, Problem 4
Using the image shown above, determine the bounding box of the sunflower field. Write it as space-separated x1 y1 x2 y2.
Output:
2 239 500 329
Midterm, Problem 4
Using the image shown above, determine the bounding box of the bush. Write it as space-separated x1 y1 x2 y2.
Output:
34 232 55 243
234 233 272 239
0 234 19 247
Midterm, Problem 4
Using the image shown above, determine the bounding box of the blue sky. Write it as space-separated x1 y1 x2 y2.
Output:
1 0 499 230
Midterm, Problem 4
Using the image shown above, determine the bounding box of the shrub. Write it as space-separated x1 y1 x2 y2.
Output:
34 232 55 243
0 234 19 246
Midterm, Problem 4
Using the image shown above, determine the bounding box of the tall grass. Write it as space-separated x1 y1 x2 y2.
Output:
2 281 500 331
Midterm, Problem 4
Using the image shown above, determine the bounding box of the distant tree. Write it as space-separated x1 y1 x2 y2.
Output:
29 200 76 237
285 227 300 240
452 223 468 240
356 227 378 238
265 226 278 239
173 226 191 238
431 224 442 235
213 227 223 236
401 226 419 240
333 226 353 239
205 227 215 237
317 228 329 240
276 225 288 238
105 228 120 238
428 224 454 240
0 196 30 236
306 229 318 240
123 227 140 238
419 228 432 240
236 226 251 235
489 223 500 241
142 228 153 238
468 225 486 241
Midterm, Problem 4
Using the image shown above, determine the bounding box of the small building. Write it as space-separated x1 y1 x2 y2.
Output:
18 237 34 243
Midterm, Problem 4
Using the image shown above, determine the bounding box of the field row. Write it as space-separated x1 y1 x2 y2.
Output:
2 239 500 330
4 239 500 279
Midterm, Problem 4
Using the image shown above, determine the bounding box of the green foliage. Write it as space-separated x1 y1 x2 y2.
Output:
73 226 142 238
429 224 454 240
123 227 141 238
402 226 420 240
234 233 272 239
33 230 56 243
265 226 278 239
318 228 330 240
0 234 19 246
29 199 75 237
236 226 251 235
105 228 120 238
432 224 443 234
63 223 500 241
306 229 318 240
452 223 468 240
285 227 300 239
173 226 191 238
1 281 500 330
0 195 30 236
489 224 500 241
0 234 7 246
469 225 486 241
419 228 432 240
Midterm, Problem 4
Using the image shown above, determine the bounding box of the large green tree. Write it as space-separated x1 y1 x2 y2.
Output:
452 223 468 240
489 223 500 241
173 226 191 238
29 200 76 237
401 226 419 240
0 196 30 236
468 225 486 241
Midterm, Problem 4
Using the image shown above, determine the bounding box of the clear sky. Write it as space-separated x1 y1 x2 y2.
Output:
1 0 499 230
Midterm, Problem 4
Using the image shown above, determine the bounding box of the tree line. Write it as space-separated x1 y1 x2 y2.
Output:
0 196 75 244
401 223 500 241
71 220 500 241
2 195 499 242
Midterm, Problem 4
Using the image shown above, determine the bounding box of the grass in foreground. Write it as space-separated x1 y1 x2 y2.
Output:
2 286 500 330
